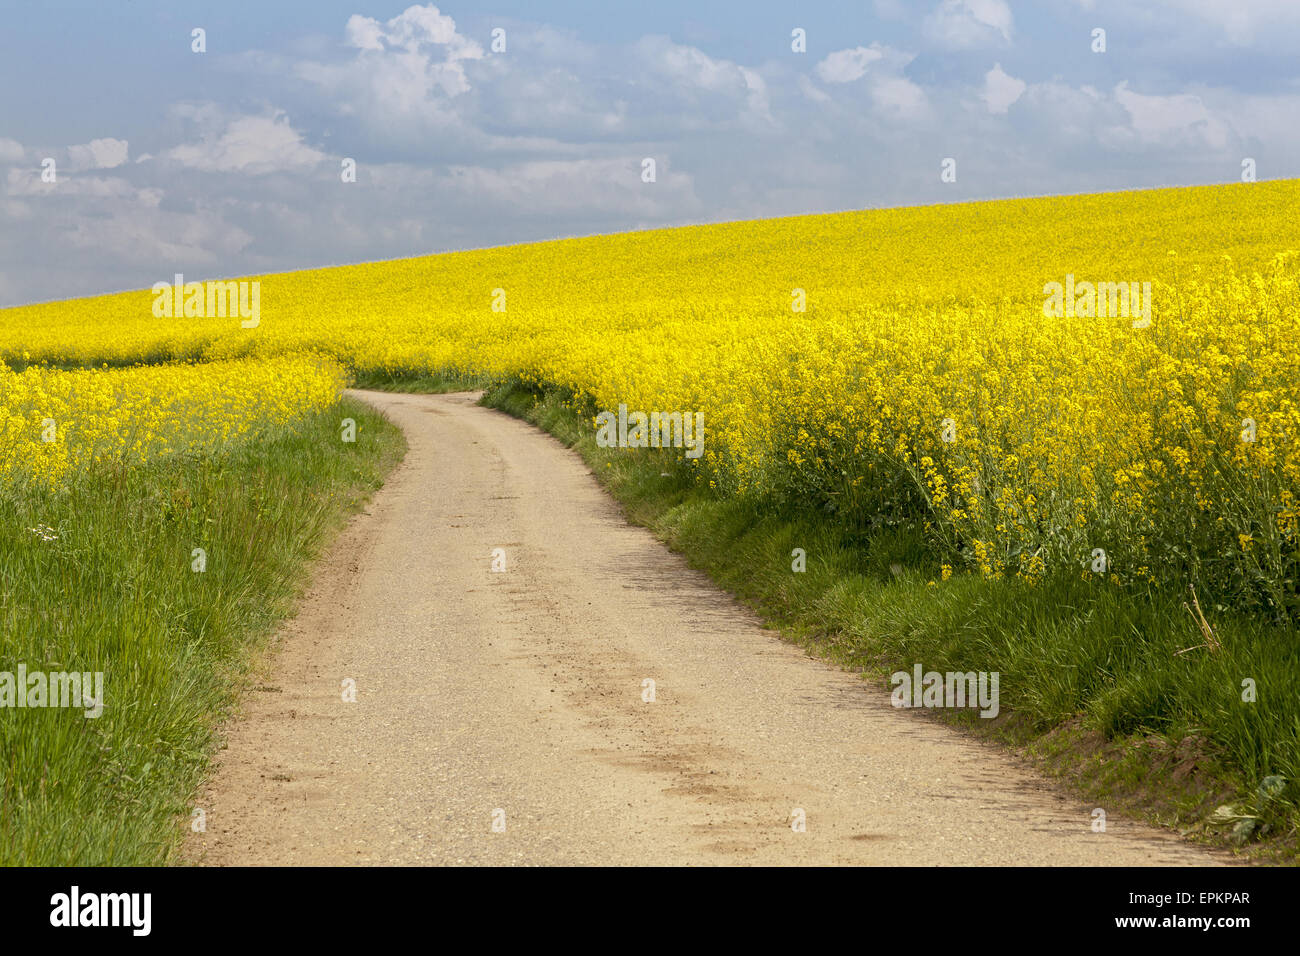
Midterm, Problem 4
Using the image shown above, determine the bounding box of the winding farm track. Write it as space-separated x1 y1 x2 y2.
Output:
184 390 1225 866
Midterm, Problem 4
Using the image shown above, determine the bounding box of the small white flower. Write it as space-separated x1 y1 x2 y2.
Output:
27 524 59 542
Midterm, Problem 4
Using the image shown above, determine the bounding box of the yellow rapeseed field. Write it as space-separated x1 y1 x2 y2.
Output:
1 179 1296 612
0 356 344 488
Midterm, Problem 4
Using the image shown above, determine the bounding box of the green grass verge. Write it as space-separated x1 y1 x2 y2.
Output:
0 396 405 864
475 379 1299 863
349 368 490 393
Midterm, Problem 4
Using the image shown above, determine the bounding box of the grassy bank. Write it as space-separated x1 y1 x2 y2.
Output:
0 396 405 864
350 369 490 393
476 378 1299 862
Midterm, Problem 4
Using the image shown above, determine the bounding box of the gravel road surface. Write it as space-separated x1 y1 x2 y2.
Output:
184 390 1224 866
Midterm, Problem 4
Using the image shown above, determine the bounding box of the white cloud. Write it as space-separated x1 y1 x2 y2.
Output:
815 46 885 84
345 4 481 59
299 3 483 120
923 0 1014 48
2 199 33 221
0 138 24 164
798 74 832 103
60 206 254 263
1113 81 1230 150
436 156 699 218
982 63 1026 113
6 0 1299 309
740 68 774 125
634 36 776 128
66 137 129 170
344 14 387 52
1014 80 1118 145
649 37 738 91
166 111 325 174
873 77 929 117
814 45 929 120
5 169 138 198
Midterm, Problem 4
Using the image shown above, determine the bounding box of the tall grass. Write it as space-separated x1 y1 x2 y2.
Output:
483 379 1300 858
0 397 404 864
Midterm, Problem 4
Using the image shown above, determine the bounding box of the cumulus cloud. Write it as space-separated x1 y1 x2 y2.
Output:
0 148 257 306
66 138 129 170
1018 80 1111 144
345 4 482 60
1112 81 1230 149
873 77 929 117
3 0 1298 309
814 45 929 120
296 3 483 123
6 169 142 199
815 46 885 84
798 74 832 103
60 204 253 263
982 63 1026 113
923 0 1014 48
166 110 325 174
436 156 699 218
633 36 775 128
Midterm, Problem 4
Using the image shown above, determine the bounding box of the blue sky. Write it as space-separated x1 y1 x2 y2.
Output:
1 0 1297 306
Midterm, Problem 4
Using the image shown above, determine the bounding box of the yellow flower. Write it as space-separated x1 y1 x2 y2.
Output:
0 178 1296 605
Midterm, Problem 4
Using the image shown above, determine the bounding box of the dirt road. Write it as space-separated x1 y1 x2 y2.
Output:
184 390 1224 865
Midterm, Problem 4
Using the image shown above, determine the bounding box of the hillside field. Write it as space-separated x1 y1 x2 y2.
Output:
2 178 1298 860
